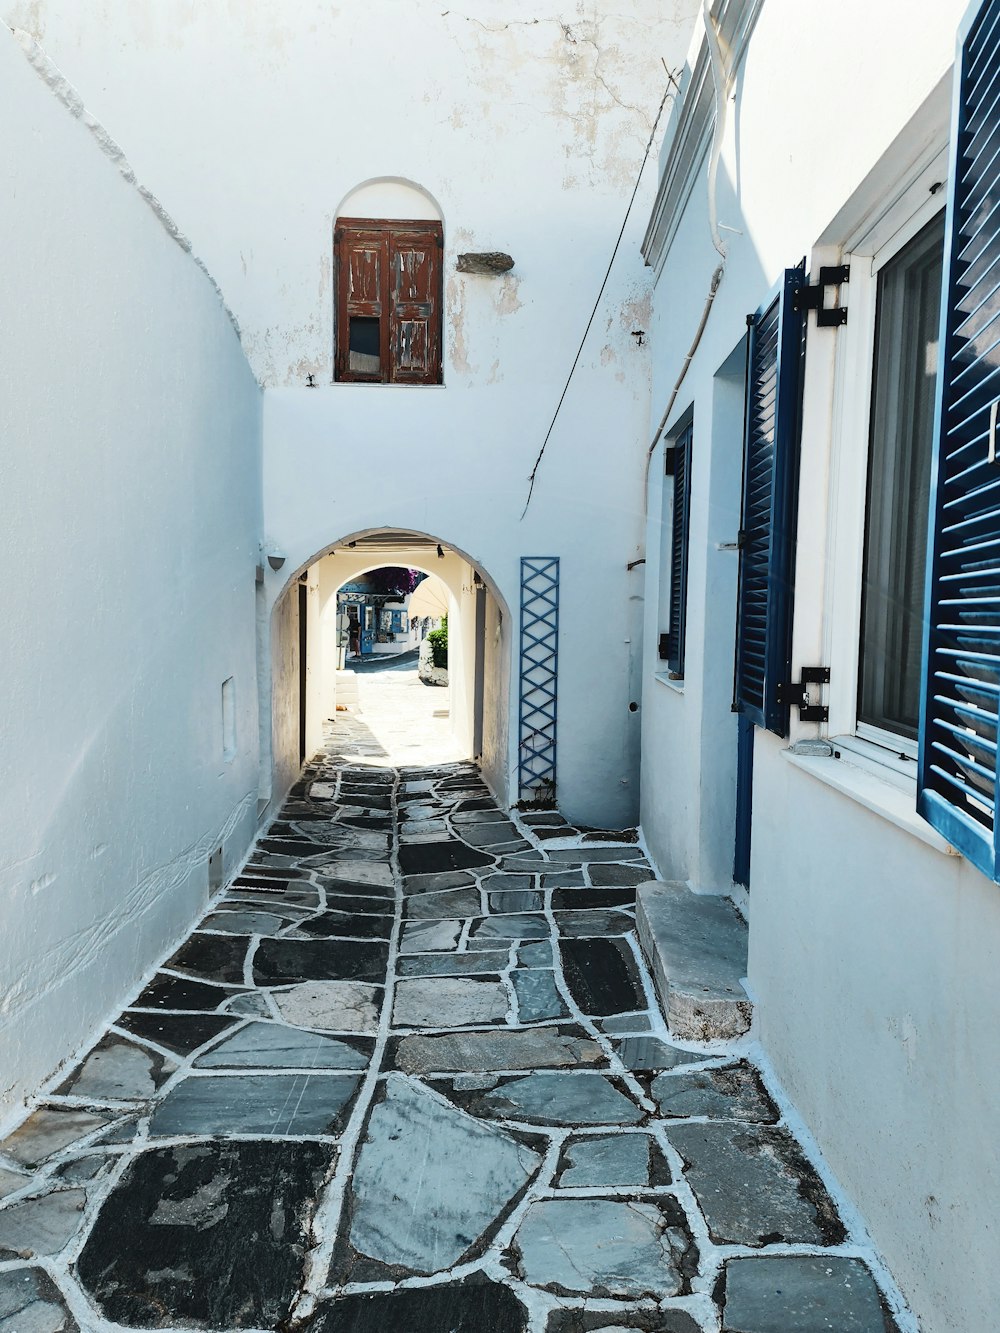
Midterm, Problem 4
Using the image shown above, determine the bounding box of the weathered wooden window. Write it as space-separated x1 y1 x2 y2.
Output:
335 218 443 384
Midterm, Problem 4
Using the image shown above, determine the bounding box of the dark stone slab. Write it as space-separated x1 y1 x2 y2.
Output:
399 840 494 876
254 938 388 985
398 952 507 977
131 975 240 1012
311 894 395 915
487 890 544 913
0 1267 78 1330
589 864 655 886
615 1036 702 1071
722 1255 891 1332
294 911 393 940
164 934 250 984
539 870 586 887
481 873 534 892
1 1109 109 1168
310 1277 527 1332
392 1027 601 1073
547 848 648 863
470 914 548 940
510 1196 694 1297
555 909 635 937
195 1022 371 1070
57 1034 175 1101
77 1140 331 1328
232 874 299 890
459 821 522 847
150 1072 360 1135
319 878 395 899
466 1072 644 1126
560 938 644 1015
547 1307 703 1332
402 870 476 894
666 1123 846 1247
261 837 339 856
337 794 391 810
116 1012 238 1056
652 1062 778 1123
511 970 570 1021
552 886 636 909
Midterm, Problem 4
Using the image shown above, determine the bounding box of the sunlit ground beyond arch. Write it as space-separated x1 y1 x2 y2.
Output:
330 651 464 768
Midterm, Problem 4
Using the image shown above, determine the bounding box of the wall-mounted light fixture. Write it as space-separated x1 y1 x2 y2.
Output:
265 546 287 571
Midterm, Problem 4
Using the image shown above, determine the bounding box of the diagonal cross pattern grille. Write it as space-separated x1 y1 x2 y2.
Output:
519 557 560 801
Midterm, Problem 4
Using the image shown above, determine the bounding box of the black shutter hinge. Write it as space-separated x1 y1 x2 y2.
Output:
792 266 849 326
658 633 671 660
776 666 830 722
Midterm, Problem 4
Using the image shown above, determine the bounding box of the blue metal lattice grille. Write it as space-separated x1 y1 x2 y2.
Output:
918 0 1000 878
519 557 560 800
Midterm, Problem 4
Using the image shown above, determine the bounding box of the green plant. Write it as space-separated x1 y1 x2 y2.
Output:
427 617 448 669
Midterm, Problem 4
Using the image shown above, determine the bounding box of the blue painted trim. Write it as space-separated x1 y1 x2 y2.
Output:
917 0 1000 878
734 264 806 737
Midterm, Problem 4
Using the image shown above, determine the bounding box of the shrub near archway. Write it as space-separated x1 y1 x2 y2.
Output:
427 617 448 668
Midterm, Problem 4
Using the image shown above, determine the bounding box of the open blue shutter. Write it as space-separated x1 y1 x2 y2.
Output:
918 0 1000 878
666 422 693 676
734 265 806 735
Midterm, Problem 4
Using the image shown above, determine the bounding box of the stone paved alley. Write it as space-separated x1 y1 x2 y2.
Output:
0 671 905 1332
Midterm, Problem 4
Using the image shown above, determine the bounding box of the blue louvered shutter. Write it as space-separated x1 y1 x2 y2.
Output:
666 422 693 676
918 0 1000 878
734 266 807 735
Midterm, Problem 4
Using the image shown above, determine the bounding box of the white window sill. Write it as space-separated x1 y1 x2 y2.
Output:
654 671 685 694
781 744 958 857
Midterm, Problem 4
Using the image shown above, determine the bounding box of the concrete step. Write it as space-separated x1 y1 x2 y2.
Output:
636 881 752 1041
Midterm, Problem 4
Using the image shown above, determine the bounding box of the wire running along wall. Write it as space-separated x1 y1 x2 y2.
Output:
518 557 559 802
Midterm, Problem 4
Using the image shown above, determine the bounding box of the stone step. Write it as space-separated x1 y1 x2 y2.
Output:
636 881 752 1041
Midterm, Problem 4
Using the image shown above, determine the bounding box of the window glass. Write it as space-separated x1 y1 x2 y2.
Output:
858 213 945 738
349 316 381 376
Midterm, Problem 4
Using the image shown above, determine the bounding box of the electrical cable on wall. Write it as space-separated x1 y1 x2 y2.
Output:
521 63 681 519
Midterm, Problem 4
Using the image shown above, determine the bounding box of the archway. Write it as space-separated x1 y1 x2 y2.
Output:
264 528 512 813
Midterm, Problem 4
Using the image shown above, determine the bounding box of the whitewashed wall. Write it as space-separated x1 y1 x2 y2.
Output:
0 28 261 1125
640 2 996 1329
3 0 701 827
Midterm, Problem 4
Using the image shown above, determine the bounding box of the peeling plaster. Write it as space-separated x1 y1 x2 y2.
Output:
5 24 243 345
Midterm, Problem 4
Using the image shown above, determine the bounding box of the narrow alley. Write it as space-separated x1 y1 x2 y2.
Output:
0 676 901 1331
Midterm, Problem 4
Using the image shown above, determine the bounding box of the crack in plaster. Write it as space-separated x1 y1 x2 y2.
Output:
0 792 255 1033
6 25 244 347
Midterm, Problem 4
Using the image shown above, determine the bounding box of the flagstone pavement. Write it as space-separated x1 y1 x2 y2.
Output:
0 720 905 1330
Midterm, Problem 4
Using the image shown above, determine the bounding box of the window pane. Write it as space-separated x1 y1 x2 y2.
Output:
349 316 381 376
859 213 945 739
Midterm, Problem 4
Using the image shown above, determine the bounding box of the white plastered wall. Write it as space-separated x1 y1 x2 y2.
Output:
0 28 262 1123
640 2 997 1328
2 0 703 828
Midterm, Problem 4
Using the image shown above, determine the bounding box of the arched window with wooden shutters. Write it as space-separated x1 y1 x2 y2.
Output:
335 218 443 385
918 0 1000 878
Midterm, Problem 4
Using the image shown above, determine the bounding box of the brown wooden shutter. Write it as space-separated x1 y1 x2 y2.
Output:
336 222 389 382
388 223 442 384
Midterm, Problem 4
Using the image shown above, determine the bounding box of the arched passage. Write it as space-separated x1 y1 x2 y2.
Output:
263 528 512 813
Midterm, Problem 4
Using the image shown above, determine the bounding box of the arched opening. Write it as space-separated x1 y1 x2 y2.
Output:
264 528 511 813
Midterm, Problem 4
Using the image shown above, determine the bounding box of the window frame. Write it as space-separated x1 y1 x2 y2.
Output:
822 157 948 767
334 216 444 386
